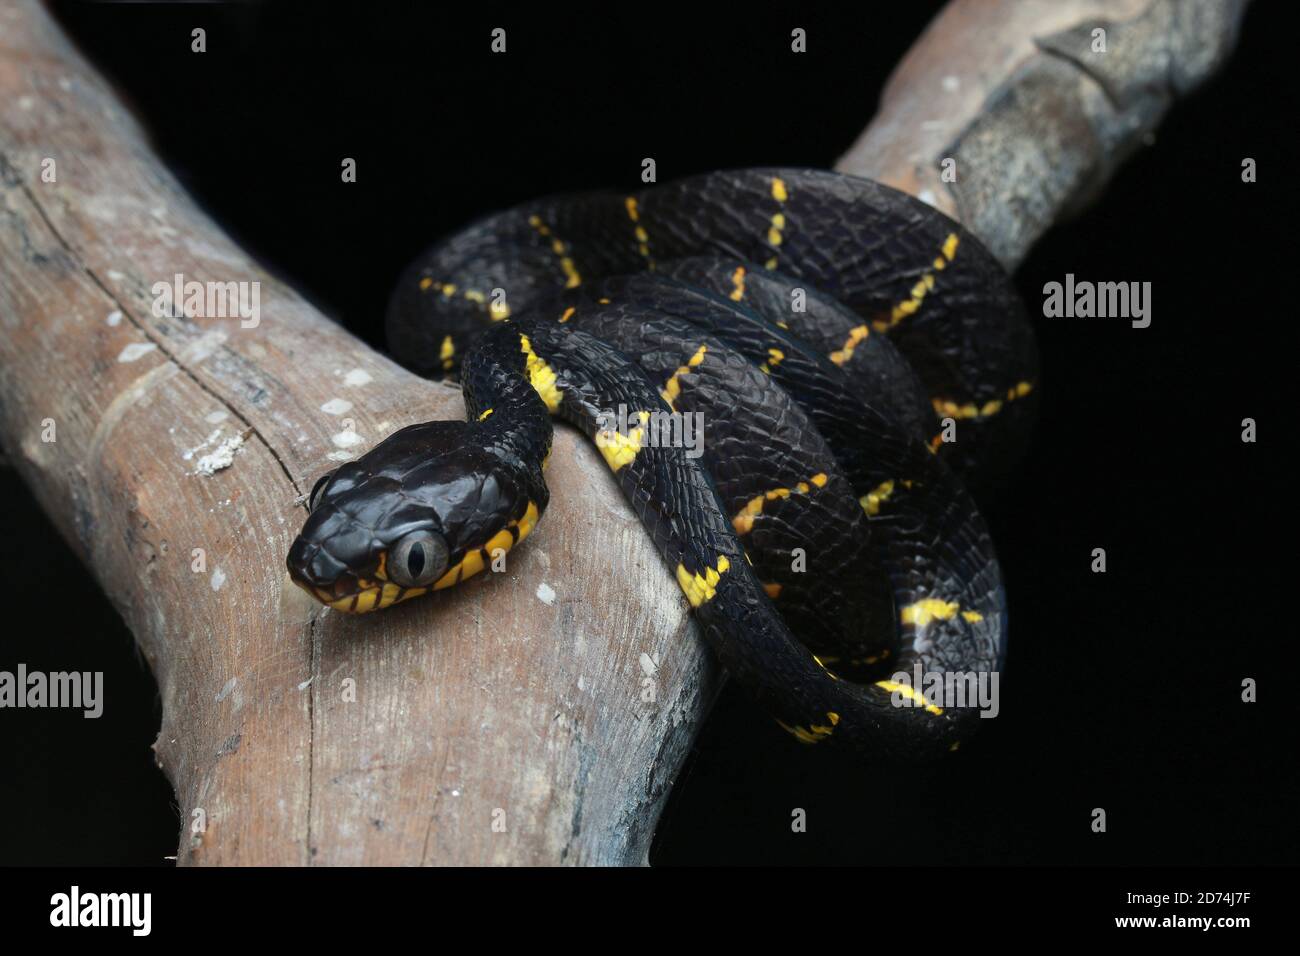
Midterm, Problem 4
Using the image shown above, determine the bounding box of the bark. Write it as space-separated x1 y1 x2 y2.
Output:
0 0 1246 865
836 0 1249 268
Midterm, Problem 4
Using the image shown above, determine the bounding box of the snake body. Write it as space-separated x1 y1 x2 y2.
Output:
287 168 1038 757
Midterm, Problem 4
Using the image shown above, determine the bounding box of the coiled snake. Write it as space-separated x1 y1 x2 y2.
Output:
287 168 1038 758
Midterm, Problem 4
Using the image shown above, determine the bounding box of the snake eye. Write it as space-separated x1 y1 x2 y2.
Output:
390 530 449 588
308 472 335 512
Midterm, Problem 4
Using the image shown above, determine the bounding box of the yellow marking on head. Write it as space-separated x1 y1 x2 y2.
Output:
829 324 870 365
858 479 895 516
419 277 433 291
478 408 494 421
516 500 541 542
962 610 984 623
378 583 403 608
489 301 510 321
464 289 486 304
942 233 959 261
484 526 515 557
433 557 469 591
624 197 640 221
428 500 538 594
764 256 778 270
675 555 731 607
441 283 457 296
559 306 576 323
732 473 829 535
327 593 356 612
325 576 429 614
596 411 649 471
771 177 788 202
900 598 961 627
876 679 944 715
461 547 487 580
660 344 708 407
439 335 456 371
519 335 562 412
729 266 746 301
763 582 782 599
397 586 426 607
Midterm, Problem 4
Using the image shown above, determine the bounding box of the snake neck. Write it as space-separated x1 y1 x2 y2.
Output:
459 323 555 486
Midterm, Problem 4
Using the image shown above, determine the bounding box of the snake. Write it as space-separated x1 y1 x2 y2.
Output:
286 168 1038 758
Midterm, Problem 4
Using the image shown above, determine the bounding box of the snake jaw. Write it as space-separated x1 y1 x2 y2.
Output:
289 566 426 614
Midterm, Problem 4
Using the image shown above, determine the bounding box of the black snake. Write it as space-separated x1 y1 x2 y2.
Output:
287 167 1037 758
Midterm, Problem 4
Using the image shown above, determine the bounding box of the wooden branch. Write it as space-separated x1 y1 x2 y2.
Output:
0 0 1246 865
0 0 712 866
836 0 1250 268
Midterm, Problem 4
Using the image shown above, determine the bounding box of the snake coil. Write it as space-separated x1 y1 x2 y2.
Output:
288 167 1038 758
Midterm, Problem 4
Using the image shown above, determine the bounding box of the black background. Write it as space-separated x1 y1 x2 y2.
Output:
1 0 1294 866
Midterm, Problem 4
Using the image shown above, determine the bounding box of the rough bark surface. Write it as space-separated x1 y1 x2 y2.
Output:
0 0 1246 865
836 0 1249 268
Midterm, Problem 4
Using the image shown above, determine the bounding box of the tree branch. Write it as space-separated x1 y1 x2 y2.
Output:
836 0 1250 267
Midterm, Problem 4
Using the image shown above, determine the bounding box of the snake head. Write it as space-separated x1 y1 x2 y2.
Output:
286 421 544 613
